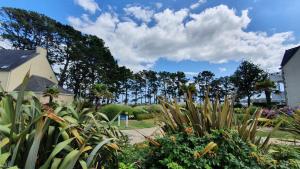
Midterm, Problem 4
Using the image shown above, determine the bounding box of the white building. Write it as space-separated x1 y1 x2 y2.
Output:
281 46 300 107
0 47 74 104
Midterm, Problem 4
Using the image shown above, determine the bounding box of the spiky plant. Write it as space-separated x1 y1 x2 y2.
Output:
158 90 281 150
0 73 125 169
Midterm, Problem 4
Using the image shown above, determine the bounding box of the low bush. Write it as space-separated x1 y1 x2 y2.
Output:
270 145 300 168
144 104 162 114
136 113 155 120
121 130 272 169
100 104 134 120
132 107 149 117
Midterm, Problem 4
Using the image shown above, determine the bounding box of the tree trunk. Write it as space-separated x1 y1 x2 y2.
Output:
125 87 128 105
247 95 251 107
58 57 70 87
265 90 272 107
49 96 53 104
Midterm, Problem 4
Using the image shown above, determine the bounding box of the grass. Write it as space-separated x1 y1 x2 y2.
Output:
257 130 300 140
112 119 157 130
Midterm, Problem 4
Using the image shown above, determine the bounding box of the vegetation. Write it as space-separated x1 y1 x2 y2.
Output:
1 6 299 169
142 130 269 169
100 104 134 120
113 119 156 130
231 60 267 106
0 74 125 169
43 85 60 105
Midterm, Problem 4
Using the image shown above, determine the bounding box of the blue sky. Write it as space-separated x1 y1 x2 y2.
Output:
1 0 299 77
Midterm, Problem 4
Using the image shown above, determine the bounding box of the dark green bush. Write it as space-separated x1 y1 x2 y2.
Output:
132 107 149 117
141 130 269 169
144 104 162 114
270 145 300 169
146 130 263 168
136 113 155 120
100 104 134 120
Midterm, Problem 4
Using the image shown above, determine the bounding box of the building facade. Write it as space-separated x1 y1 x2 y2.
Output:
281 46 300 107
0 47 73 104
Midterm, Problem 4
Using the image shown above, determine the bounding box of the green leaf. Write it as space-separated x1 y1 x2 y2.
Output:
8 166 19 169
50 158 62 169
39 138 74 169
0 152 10 166
86 138 115 167
0 137 9 148
79 160 88 169
25 119 47 169
58 149 81 169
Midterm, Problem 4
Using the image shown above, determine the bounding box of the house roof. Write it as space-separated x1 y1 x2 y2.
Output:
14 75 73 94
0 49 37 71
281 45 300 67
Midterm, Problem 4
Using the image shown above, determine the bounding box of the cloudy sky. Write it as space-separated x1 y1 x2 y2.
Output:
1 0 299 76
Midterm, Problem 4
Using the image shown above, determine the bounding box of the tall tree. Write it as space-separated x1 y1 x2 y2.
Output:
194 71 215 102
175 71 188 102
256 79 276 107
231 61 267 106
158 71 170 99
118 66 133 104
0 7 120 99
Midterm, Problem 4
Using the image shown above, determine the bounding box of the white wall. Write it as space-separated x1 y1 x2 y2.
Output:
283 50 300 107
6 47 58 91
0 71 9 91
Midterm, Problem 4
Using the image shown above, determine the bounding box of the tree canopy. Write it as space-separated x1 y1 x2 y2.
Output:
0 7 273 106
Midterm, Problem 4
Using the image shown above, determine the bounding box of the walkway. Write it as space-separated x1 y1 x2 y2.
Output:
122 127 163 144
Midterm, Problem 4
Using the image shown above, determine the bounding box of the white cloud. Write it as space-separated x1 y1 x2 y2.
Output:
0 37 12 49
184 72 198 76
155 2 163 9
190 0 207 9
74 0 100 14
218 67 227 72
68 4 297 72
124 5 154 23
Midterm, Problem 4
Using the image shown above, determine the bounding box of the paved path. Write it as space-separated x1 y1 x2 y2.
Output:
122 126 300 145
122 127 163 144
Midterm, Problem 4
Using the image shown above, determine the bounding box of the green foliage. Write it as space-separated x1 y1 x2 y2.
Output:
100 104 134 120
141 104 162 114
135 113 155 120
270 145 300 169
231 60 267 106
0 75 125 169
143 130 268 169
43 85 60 104
118 144 150 168
132 107 149 117
166 162 184 169
0 7 123 99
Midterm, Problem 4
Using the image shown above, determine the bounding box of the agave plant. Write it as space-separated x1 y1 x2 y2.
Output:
0 73 125 169
159 89 281 150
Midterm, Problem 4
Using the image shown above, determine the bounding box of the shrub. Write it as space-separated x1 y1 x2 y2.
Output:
119 144 150 168
270 145 300 168
100 104 134 120
136 113 155 120
0 74 125 169
145 104 162 114
142 130 269 169
132 107 149 118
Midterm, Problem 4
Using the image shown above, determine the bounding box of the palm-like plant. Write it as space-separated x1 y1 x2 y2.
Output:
0 73 125 169
91 83 113 109
256 79 276 107
43 85 59 104
159 88 281 150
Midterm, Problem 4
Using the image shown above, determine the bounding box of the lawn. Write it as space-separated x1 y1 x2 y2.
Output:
112 119 157 130
257 129 299 140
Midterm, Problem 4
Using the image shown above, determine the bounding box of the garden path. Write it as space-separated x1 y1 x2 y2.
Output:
122 127 163 144
123 126 300 145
